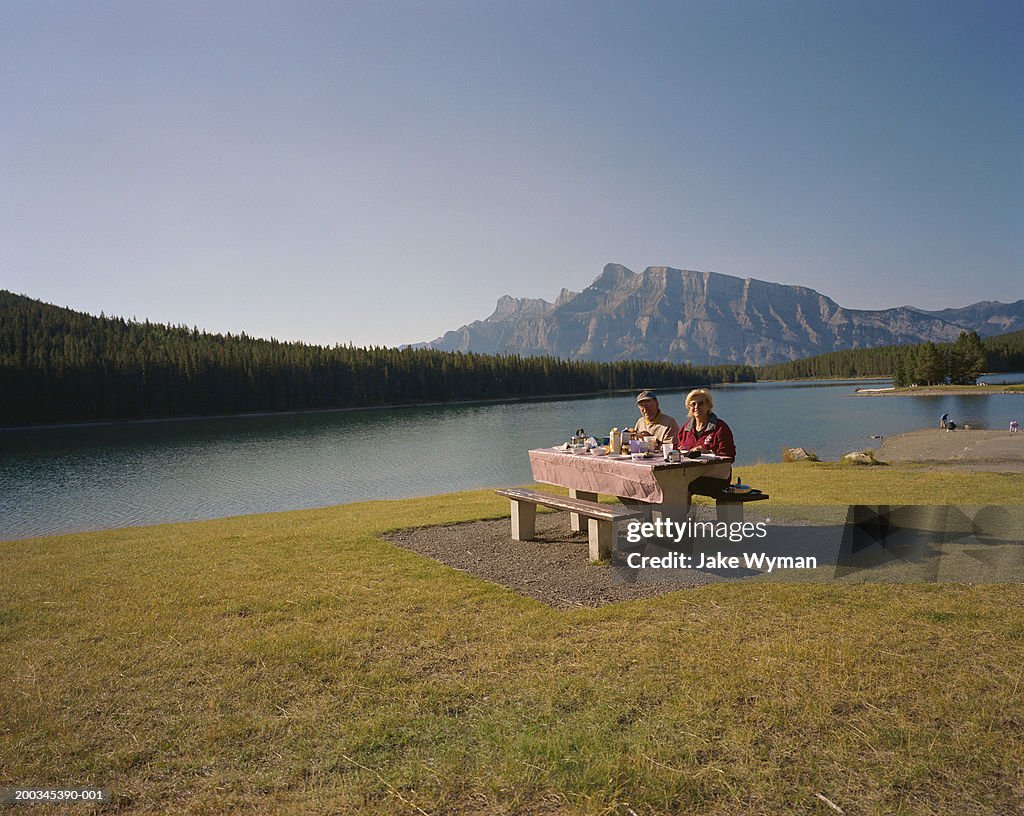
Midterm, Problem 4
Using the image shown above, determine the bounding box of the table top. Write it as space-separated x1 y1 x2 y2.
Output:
529 446 733 504
530 446 731 468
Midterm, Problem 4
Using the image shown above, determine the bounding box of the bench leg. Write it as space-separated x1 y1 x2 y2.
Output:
588 517 617 561
510 499 537 541
569 489 597 532
716 501 744 524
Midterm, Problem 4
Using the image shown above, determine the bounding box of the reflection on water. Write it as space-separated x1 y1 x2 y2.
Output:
2 378 1022 540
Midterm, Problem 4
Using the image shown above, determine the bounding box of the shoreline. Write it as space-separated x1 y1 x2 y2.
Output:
0 384 708 433
852 384 1024 396
6 432 1022 541
6 376 1020 432
874 427 1024 471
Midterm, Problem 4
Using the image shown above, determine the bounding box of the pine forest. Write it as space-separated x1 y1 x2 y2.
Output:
0 291 754 426
4 291 1022 428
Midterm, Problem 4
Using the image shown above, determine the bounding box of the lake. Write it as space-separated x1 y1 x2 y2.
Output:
2 378 1022 540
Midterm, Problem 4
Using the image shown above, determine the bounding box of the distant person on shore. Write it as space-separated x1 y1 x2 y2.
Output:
940 412 949 430
1010 420 1019 433
676 388 736 498
632 390 679 445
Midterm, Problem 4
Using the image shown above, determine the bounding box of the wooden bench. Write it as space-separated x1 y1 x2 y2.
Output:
715 490 770 523
495 488 643 561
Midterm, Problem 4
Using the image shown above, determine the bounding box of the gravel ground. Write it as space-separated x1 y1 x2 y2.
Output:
384 508 774 609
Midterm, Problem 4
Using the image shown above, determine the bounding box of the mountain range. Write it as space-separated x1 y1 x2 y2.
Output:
418 264 1024 366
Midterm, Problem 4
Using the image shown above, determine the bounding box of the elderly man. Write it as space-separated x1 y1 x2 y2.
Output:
632 390 680 445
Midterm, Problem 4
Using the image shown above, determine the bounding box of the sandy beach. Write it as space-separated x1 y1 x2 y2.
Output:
875 428 1024 471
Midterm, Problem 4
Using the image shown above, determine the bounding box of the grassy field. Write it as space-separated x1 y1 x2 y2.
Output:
2 462 1023 814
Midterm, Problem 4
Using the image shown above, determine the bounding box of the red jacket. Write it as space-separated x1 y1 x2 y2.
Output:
676 414 736 459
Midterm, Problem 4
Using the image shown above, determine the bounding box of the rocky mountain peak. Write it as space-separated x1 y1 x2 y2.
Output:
419 264 1023 365
486 295 553 322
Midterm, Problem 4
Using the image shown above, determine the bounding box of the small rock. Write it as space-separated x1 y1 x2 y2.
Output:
843 451 875 465
786 447 812 461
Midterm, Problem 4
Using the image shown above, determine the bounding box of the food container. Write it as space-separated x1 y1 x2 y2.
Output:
728 476 752 493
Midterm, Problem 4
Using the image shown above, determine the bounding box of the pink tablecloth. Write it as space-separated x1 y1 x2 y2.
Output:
528 448 726 504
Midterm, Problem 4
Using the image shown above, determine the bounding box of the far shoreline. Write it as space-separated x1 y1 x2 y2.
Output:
4 374 1020 433
0 383 711 434
851 384 1024 397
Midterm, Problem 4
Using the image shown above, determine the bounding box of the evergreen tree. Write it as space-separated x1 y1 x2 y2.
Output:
892 356 908 388
984 329 1024 371
950 330 987 384
914 342 945 385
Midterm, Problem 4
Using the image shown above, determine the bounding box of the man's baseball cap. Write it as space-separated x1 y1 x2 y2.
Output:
635 390 658 404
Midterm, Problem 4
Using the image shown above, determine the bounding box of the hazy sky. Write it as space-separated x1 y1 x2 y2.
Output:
2 1 1021 348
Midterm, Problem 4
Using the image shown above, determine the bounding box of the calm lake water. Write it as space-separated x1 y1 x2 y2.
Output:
2 378 1023 540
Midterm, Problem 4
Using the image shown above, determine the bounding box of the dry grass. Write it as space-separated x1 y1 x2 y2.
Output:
722 460 1021 506
2 464 1023 814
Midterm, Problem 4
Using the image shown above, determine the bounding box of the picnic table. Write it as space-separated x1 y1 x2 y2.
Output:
494 447 737 560
528 446 733 524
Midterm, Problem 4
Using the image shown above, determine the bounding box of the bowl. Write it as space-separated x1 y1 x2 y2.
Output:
630 452 646 461
591 446 608 456
570 445 587 455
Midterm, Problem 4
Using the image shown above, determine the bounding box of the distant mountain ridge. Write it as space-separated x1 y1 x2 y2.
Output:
419 264 1024 365
907 300 1024 335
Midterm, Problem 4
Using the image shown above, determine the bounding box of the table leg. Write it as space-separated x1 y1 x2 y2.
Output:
617 497 653 523
650 467 696 524
652 499 690 524
569 489 597 531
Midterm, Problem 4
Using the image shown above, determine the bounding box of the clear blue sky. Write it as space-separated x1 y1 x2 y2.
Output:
2 1 1021 348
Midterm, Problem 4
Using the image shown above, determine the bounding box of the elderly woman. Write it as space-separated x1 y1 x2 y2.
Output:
675 388 736 498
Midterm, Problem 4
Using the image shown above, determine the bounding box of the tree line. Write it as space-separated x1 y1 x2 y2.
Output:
0 291 756 427
757 329 1023 385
